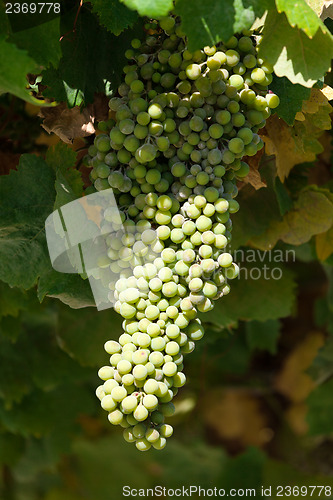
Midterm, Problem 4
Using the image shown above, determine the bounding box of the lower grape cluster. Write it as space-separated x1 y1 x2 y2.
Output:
91 14 279 451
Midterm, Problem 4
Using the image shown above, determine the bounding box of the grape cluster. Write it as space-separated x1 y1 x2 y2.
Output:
91 15 279 451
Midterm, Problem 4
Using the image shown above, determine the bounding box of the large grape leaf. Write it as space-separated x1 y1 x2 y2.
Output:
56 305 123 367
0 154 56 289
37 270 95 309
46 142 83 209
251 188 333 250
89 0 138 35
9 17 61 68
119 0 173 17
259 10 333 87
246 319 281 354
202 261 296 327
42 8 141 107
174 0 269 52
276 0 329 37
269 76 311 125
0 37 41 103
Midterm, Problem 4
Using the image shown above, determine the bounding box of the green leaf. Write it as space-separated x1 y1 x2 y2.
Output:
42 8 141 106
251 188 333 250
230 162 282 250
0 433 25 467
9 17 61 67
0 385 95 437
259 10 333 87
202 261 296 327
37 270 95 309
276 0 329 37
89 0 138 35
276 0 328 38
269 75 311 125
120 0 173 17
217 447 266 491
174 0 268 52
0 154 56 289
307 378 333 434
0 37 41 103
274 176 293 216
0 281 31 319
56 305 123 367
46 143 82 209
246 319 281 354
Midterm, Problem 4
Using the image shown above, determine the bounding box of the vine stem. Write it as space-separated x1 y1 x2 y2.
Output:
59 0 83 42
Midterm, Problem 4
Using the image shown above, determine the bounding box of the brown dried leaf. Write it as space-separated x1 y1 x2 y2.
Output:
242 149 267 190
39 94 109 144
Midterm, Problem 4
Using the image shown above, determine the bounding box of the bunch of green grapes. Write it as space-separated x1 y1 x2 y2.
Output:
90 15 279 451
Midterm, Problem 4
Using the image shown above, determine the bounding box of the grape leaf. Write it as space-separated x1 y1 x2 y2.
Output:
269 76 311 125
316 226 333 261
0 281 31 319
251 188 333 250
9 17 61 67
246 319 281 354
37 270 95 308
308 337 333 384
202 261 296 326
231 163 282 250
307 378 333 434
120 0 173 17
89 0 138 35
0 37 41 103
0 385 95 437
262 98 328 181
0 433 25 467
42 9 140 107
0 154 56 289
274 177 293 216
276 0 329 37
275 331 324 402
56 305 123 367
46 143 83 209
174 0 269 52
259 10 333 87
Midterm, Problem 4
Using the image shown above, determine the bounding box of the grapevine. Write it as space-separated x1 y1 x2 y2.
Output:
86 15 280 451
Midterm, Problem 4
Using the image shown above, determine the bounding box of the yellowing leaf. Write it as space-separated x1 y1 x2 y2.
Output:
262 115 320 181
251 188 333 250
202 389 270 447
275 331 325 402
262 89 331 181
301 87 333 114
316 226 333 260
295 111 306 120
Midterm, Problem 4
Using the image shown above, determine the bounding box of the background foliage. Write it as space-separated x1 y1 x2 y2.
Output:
0 0 333 498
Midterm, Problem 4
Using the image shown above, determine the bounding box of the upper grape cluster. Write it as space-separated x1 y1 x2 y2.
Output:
89 14 279 451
